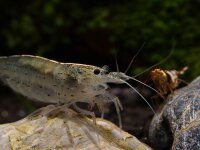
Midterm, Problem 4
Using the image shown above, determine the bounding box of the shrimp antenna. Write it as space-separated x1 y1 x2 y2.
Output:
128 76 165 100
120 80 157 115
115 54 119 73
133 41 176 78
124 42 146 74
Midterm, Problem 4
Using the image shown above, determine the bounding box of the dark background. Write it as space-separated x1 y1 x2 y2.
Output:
0 0 200 147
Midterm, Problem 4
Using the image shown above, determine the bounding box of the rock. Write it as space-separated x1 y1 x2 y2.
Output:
149 76 200 150
0 105 152 150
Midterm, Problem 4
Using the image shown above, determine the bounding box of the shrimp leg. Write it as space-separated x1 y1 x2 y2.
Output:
73 103 96 124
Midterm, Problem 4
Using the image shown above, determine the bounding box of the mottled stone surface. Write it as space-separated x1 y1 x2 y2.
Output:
149 76 200 150
0 105 152 150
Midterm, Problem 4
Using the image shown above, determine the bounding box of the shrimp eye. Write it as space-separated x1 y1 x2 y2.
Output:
94 69 100 75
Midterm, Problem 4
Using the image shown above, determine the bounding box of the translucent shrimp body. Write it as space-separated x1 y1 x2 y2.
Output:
0 55 156 128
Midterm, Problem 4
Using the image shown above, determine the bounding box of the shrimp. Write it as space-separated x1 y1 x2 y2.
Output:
0 55 160 128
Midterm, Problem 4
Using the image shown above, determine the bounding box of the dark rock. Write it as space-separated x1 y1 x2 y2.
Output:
149 76 200 150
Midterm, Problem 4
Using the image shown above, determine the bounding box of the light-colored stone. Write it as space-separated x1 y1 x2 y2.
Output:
0 105 152 150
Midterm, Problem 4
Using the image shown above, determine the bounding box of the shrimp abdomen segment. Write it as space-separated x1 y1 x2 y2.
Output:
0 55 78 103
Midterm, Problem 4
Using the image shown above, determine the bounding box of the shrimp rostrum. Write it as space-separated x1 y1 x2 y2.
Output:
0 55 159 128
